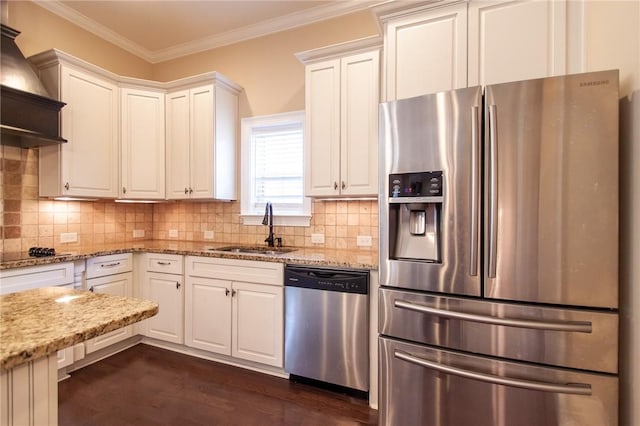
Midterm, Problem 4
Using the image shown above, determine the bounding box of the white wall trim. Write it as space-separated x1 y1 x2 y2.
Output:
34 0 387 64
34 1 151 60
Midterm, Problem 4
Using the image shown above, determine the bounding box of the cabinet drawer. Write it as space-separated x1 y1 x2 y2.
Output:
0 262 74 294
186 256 283 286
86 253 132 278
146 253 183 274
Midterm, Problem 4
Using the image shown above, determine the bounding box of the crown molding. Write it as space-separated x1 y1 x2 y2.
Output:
295 35 382 64
34 0 388 64
34 1 153 60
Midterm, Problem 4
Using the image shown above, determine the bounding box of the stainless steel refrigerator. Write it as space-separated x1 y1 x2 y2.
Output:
378 70 619 426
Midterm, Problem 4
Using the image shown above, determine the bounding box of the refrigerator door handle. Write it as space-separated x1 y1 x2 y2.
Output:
394 350 592 396
393 300 593 333
470 106 480 277
488 104 499 278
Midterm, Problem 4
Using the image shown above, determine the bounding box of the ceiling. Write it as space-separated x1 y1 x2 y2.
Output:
35 0 388 63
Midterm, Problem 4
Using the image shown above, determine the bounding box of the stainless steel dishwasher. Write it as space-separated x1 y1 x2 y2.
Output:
284 265 369 394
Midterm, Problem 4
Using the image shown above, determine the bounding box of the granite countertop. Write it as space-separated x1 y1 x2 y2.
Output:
0 287 158 370
0 240 378 271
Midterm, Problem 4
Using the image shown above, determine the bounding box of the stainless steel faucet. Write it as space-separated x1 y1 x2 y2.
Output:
262 201 275 247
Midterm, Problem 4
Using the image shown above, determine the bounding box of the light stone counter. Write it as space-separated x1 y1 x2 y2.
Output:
0 287 157 426
0 287 158 370
0 240 378 271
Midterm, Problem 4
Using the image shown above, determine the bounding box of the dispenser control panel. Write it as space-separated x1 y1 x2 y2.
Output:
390 171 443 198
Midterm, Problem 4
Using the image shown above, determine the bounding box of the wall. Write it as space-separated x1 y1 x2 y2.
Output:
570 2 640 425
149 9 380 251
1 2 380 256
0 142 376 253
0 145 153 255
152 199 378 250
6 1 153 79
152 11 379 117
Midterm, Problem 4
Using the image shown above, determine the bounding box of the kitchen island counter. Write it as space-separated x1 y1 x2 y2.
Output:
0 286 158 370
0 287 157 426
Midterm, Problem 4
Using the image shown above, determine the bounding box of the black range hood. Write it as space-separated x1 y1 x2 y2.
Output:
1 24 66 148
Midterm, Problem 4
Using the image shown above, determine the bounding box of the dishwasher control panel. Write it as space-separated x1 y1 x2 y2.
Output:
284 265 368 295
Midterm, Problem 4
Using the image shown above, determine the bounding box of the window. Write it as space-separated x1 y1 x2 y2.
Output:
241 111 311 226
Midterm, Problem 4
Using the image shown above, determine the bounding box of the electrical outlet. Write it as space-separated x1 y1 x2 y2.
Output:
133 229 145 238
168 229 178 238
311 233 325 244
357 235 372 247
60 232 78 243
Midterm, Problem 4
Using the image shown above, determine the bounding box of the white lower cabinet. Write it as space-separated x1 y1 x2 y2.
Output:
185 256 284 368
140 253 184 344
232 281 283 366
85 254 133 354
185 277 232 354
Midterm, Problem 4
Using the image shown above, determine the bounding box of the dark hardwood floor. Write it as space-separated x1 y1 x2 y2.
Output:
58 344 378 425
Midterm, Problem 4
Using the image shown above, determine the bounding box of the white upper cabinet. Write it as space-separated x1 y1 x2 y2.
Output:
166 77 241 200
165 89 191 199
383 1 468 100
121 86 166 199
30 50 241 201
33 52 119 198
379 0 569 100
304 58 341 197
340 51 380 196
467 0 567 86
298 37 381 197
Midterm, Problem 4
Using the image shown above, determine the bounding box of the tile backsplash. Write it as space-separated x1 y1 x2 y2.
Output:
1 145 378 254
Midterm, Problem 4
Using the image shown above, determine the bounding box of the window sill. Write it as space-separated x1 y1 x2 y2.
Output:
240 214 311 227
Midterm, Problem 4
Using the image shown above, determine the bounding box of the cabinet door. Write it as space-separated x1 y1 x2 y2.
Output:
384 2 467 100
85 272 133 354
189 84 215 199
304 59 341 196
185 276 231 355
340 50 380 196
232 282 283 367
144 272 184 344
121 88 165 199
166 90 191 200
59 66 119 197
468 0 567 86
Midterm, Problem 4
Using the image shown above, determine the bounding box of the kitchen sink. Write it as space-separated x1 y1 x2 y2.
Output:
209 246 297 255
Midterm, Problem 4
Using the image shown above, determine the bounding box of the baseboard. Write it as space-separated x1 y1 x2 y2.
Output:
139 337 289 379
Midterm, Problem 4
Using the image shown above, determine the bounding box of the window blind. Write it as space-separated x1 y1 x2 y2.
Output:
250 122 304 213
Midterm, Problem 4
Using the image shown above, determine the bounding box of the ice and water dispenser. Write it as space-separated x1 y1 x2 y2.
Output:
388 171 443 263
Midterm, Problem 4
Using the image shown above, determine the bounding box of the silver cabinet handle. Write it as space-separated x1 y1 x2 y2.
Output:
89 286 94 292
470 105 480 277
488 104 498 278
225 288 230 296
100 262 121 268
393 300 592 333
394 350 592 396
176 281 181 289
333 182 338 191
341 181 346 190
123 187 127 194
189 187 193 194
231 289 236 297
184 188 189 194
64 182 70 191
157 261 171 266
